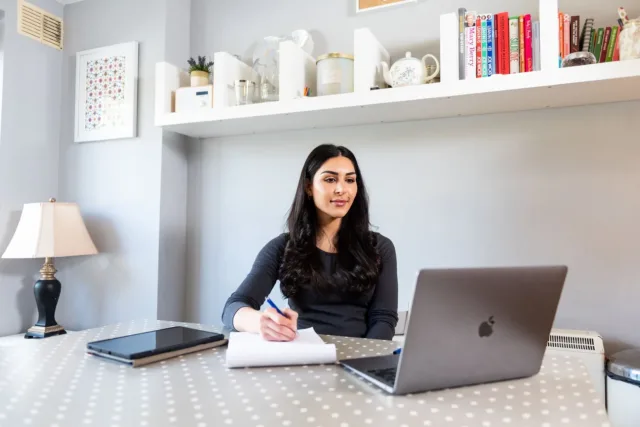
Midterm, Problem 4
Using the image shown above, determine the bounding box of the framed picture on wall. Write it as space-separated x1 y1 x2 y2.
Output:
74 41 139 143
356 0 417 13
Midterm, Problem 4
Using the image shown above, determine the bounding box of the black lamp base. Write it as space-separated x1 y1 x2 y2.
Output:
24 260 66 339
25 324 67 339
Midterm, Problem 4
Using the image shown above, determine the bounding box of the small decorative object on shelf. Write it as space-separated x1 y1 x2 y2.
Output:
425 64 440 84
381 51 440 87
619 18 640 61
562 51 597 67
188 56 214 87
175 85 213 113
316 53 354 96
234 80 255 105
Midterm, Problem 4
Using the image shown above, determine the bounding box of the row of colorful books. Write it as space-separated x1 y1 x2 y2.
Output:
458 9 540 80
560 13 621 64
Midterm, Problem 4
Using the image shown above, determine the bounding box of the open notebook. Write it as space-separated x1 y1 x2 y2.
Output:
225 328 337 368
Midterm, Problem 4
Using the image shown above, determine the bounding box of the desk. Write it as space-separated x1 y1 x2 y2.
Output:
0 320 609 427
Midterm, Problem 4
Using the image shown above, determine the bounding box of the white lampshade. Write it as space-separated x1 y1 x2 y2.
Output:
2 200 98 259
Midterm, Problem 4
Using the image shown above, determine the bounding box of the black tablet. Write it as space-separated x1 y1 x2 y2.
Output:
87 326 225 360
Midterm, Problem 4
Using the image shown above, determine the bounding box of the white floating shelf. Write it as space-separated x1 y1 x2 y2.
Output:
157 59 640 139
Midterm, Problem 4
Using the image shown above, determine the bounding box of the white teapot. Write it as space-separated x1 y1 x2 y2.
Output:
381 51 440 87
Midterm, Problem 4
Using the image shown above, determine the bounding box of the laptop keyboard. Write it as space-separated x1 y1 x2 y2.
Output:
367 367 397 386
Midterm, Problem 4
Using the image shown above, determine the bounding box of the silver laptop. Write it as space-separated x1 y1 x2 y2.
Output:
340 265 567 395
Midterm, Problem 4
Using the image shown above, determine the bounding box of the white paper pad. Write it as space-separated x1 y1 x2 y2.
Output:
225 328 337 368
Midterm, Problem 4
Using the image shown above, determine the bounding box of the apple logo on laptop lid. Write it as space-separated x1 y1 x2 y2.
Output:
478 316 495 338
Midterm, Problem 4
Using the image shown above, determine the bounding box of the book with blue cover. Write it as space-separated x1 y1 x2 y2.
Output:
487 15 494 76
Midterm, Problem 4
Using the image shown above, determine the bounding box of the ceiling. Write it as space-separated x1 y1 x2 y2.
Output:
55 0 85 4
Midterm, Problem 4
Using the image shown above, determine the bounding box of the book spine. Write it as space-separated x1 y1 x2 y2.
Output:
533 21 541 71
509 17 519 74
589 28 597 54
606 26 618 62
494 14 501 74
458 8 467 79
558 12 564 65
476 16 482 78
594 28 604 62
487 15 494 76
519 16 525 72
613 27 621 61
465 12 477 79
501 13 510 74
581 18 595 52
524 14 533 72
481 16 488 77
600 27 611 63
570 16 580 53
563 14 571 58
496 12 509 74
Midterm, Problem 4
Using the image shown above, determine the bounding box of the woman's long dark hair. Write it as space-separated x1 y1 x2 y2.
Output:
279 144 379 298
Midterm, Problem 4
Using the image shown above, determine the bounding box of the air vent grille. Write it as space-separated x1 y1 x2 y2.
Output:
18 0 63 50
547 334 596 351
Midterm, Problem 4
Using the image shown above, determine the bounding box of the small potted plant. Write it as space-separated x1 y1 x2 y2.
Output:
188 56 214 87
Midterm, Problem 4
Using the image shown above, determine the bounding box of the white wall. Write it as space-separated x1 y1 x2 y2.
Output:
0 0 63 336
187 0 640 352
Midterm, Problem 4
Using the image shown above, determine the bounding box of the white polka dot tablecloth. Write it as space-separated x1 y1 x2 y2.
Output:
0 320 610 427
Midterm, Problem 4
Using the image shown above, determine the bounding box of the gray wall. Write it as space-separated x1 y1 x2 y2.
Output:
57 0 173 330
187 0 640 352
0 0 191 336
0 0 63 336
157 0 192 324
191 0 623 67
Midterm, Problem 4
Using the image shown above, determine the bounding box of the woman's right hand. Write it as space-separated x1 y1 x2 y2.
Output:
259 308 299 341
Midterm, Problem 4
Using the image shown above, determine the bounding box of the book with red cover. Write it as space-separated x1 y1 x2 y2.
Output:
600 27 612 63
499 13 510 74
613 27 621 61
524 14 533 72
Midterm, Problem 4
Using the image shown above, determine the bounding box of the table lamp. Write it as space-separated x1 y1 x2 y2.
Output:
1 198 98 338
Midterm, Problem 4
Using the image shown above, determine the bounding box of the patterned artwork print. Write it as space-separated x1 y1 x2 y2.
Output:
84 56 127 131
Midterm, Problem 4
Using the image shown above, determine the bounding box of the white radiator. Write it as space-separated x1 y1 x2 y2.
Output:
545 328 606 402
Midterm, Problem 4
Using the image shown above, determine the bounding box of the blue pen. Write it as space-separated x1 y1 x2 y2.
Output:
266 298 297 336
266 297 286 317
393 348 402 355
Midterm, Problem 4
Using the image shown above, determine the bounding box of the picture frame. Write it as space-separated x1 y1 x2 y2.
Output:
356 0 417 13
74 41 139 143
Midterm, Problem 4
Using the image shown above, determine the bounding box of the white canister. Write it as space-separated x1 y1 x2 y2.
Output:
606 349 640 427
316 53 354 96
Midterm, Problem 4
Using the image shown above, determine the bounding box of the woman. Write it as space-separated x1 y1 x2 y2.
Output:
221 144 398 341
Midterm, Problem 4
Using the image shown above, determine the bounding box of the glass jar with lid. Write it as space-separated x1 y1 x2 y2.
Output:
316 53 354 97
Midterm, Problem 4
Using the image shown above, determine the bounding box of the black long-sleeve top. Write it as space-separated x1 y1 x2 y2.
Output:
221 233 399 340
